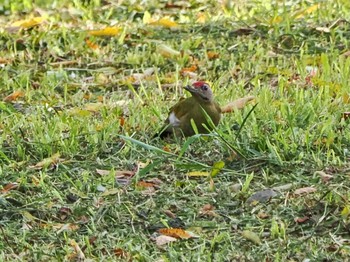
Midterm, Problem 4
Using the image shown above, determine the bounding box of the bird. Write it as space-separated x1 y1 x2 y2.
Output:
156 81 221 138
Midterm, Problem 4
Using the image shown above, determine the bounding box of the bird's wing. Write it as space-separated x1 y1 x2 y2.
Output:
168 97 193 120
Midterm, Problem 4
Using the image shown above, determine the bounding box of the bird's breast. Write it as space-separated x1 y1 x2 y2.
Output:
168 111 181 127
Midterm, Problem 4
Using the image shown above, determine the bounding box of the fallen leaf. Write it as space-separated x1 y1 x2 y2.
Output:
155 235 178 246
294 4 320 19
115 170 135 177
196 12 207 24
56 223 79 233
210 161 225 177
294 186 317 196
70 239 85 261
85 38 99 49
207 51 219 59
88 26 121 36
1 182 18 193
257 211 270 219
157 44 181 57
164 210 176 219
272 183 293 191
221 96 255 113
0 58 12 64
186 171 210 177
114 248 130 259
96 169 112 176
246 189 278 204
314 170 333 183
294 216 310 223
3 90 25 102
242 230 261 245
316 27 330 33
12 16 45 29
136 181 157 188
199 204 218 217
341 206 350 218
342 50 350 57
180 65 197 74
150 17 179 28
101 188 121 196
158 228 192 239
58 207 72 221
30 153 61 169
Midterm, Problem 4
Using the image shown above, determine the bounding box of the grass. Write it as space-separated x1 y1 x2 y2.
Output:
1 0 350 260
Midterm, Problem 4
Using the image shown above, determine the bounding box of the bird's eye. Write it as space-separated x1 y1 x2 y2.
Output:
202 84 208 91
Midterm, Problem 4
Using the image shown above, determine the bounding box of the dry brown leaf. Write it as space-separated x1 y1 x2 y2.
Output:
114 248 130 259
85 38 99 49
257 211 270 219
155 235 178 246
207 51 219 59
180 65 197 74
342 50 350 57
199 204 218 217
314 171 333 183
221 96 255 113
164 210 176 219
3 90 25 102
136 181 156 188
56 223 79 233
158 228 192 239
294 216 310 223
294 186 317 196
70 239 85 261
29 153 61 170
0 58 12 64
1 182 18 193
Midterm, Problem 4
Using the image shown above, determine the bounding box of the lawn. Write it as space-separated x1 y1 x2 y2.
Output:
1 0 350 260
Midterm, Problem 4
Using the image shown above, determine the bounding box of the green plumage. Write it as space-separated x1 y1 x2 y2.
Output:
157 82 221 138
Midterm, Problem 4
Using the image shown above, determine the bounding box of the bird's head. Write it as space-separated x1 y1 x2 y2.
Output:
184 81 214 103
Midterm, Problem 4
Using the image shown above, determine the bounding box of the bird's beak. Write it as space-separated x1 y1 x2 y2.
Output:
184 85 197 93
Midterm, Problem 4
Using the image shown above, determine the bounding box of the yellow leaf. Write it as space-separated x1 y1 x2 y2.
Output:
186 171 210 177
150 17 178 28
269 16 283 25
157 44 181 57
3 90 25 102
210 161 225 177
294 4 320 19
196 12 207 24
88 26 121 36
158 228 192 239
341 206 350 218
12 17 45 28
143 11 152 24
343 93 350 104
